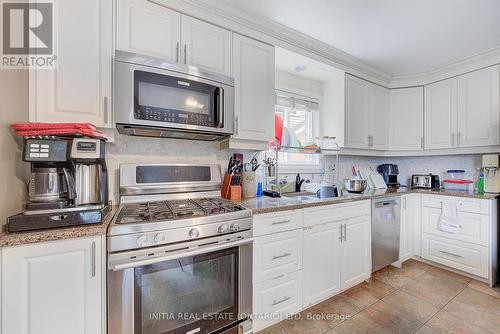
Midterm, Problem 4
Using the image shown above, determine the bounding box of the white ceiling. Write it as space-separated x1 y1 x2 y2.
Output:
222 0 500 76
275 47 344 82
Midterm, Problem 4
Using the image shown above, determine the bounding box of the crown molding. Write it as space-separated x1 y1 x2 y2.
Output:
389 46 500 88
151 0 392 86
151 0 500 89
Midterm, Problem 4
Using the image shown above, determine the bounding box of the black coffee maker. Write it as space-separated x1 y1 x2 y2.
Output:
377 164 400 188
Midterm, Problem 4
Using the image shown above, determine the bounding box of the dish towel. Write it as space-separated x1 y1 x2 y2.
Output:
438 202 460 234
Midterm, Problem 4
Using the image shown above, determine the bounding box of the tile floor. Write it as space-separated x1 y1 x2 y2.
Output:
256 259 500 334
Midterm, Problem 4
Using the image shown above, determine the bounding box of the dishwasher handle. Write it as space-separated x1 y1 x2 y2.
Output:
374 200 399 208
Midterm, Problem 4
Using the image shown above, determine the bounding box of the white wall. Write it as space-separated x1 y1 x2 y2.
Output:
0 70 29 230
275 70 322 96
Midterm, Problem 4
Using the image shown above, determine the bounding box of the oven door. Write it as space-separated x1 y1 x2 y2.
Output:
108 239 252 334
114 58 234 136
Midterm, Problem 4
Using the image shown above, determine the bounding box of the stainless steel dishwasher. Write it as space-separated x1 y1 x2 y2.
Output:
371 197 401 272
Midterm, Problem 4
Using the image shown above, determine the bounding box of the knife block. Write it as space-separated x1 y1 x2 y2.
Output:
221 173 242 201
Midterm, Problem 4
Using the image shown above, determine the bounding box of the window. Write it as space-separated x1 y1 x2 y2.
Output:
274 90 320 168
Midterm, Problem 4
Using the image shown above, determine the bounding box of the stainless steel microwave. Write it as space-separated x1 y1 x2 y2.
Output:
114 51 234 141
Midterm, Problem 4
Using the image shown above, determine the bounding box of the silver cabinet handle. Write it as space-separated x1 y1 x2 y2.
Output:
421 136 424 149
272 296 291 306
272 252 292 260
439 250 462 258
457 132 461 146
271 219 290 225
343 224 347 242
235 116 239 135
403 196 407 210
176 42 179 62
183 44 187 64
451 133 455 146
103 97 108 125
91 241 96 278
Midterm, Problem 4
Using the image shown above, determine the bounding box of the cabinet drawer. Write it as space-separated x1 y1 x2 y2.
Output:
253 210 303 236
421 195 489 215
421 233 488 278
304 200 371 227
253 271 302 331
421 207 489 246
253 230 302 283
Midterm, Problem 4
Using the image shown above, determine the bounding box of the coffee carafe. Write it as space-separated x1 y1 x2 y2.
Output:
28 166 76 203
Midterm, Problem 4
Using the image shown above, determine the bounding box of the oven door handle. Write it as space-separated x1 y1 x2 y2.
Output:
109 238 253 271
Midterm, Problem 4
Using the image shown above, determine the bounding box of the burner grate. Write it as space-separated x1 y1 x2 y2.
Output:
115 198 246 224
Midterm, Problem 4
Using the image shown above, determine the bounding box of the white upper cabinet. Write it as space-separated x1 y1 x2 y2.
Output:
425 78 458 149
388 87 424 151
2 236 104 334
116 0 232 76
423 65 499 149
116 0 181 62
30 0 112 127
370 84 389 150
345 75 370 149
232 34 275 142
181 16 232 76
457 65 499 147
345 74 388 150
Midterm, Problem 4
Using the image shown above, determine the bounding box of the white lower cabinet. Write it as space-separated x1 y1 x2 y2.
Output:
302 222 341 306
1 236 105 334
399 194 422 261
420 194 497 285
340 216 371 289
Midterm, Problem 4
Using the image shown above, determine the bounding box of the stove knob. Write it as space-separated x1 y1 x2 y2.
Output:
218 224 229 234
154 233 165 244
136 235 148 247
189 228 200 238
229 223 240 232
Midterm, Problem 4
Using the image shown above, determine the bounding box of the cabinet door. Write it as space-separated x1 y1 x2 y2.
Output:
345 75 370 149
388 87 424 150
232 34 275 142
30 0 112 127
370 84 389 150
340 216 371 289
181 15 232 76
399 195 413 262
302 222 341 307
116 0 181 62
457 65 499 147
424 78 458 149
2 237 103 334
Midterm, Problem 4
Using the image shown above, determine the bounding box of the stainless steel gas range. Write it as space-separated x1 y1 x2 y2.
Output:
107 164 252 334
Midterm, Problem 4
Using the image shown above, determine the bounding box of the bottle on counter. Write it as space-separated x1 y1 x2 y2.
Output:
477 169 485 195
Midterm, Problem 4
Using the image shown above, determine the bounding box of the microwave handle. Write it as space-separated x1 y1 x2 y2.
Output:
217 87 224 128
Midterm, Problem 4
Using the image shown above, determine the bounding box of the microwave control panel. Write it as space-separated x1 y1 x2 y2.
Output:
136 107 215 127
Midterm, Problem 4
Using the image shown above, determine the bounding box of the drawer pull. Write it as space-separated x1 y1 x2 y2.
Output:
272 220 291 225
439 250 463 258
271 274 285 280
272 252 292 260
272 296 291 306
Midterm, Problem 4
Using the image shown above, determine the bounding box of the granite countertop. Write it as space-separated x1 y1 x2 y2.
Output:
0 206 118 248
238 188 498 214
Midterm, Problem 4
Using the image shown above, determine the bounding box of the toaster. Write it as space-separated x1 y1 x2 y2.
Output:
411 174 440 189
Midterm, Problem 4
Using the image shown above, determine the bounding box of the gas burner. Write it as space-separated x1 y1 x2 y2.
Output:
115 198 246 224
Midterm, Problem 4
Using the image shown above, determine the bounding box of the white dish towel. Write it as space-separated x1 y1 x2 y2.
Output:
438 202 460 234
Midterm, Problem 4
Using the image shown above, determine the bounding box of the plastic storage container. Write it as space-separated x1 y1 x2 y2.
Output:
443 179 474 191
446 169 466 180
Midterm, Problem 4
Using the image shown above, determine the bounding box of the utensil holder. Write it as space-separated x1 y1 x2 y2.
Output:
242 171 256 198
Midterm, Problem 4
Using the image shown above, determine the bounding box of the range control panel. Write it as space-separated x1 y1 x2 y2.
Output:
23 139 68 162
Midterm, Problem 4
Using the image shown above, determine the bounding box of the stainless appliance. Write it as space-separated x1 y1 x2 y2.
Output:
108 164 252 334
377 164 400 187
114 51 234 141
7 137 109 232
411 174 440 189
371 197 401 272
343 179 368 193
